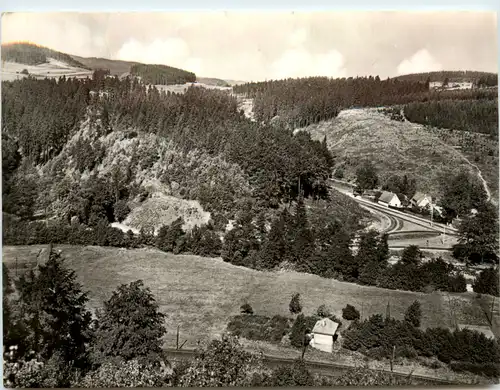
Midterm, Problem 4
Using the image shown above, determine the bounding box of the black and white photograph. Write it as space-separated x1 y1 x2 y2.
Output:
1 11 499 387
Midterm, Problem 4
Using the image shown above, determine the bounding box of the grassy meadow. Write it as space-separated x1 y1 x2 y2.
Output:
3 244 493 350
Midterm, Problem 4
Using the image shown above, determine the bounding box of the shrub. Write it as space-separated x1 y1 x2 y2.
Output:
404 301 422 327
240 303 254 315
289 314 307 348
113 199 130 223
316 304 331 318
450 361 500 378
289 293 302 315
226 314 290 344
75 359 168 387
270 359 315 386
473 268 499 296
342 304 360 321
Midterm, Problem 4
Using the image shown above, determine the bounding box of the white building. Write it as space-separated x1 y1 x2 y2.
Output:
309 318 340 353
378 191 402 208
411 192 432 208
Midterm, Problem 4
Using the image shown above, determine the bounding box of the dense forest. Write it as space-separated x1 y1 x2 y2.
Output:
233 76 497 129
403 99 499 137
1 43 90 69
130 63 196 85
393 70 498 84
2 72 334 235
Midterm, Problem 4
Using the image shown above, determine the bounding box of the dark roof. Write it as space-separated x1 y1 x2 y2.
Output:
379 191 398 204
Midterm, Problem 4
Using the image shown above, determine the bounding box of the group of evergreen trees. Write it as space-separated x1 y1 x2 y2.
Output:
1 42 90 68
220 196 466 294
130 63 196 85
233 76 429 128
3 73 334 216
343 311 500 377
404 99 498 137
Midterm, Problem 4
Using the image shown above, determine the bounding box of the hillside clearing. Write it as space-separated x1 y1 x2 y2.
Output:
3 245 492 349
304 108 490 201
1 58 92 81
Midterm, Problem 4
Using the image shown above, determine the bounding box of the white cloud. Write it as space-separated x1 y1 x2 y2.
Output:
270 48 346 79
288 28 308 47
397 49 443 75
116 38 203 74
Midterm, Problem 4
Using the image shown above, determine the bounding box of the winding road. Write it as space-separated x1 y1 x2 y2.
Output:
329 179 457 251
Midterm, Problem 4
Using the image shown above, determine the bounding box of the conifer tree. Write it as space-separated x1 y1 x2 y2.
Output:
14 249 92 368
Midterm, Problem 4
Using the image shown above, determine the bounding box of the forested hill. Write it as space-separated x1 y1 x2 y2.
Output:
1 42 90 69
130 63 196 85
69 55 138 76
393 70 498 84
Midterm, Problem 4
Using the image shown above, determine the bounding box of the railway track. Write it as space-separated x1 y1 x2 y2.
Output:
163 348 461 385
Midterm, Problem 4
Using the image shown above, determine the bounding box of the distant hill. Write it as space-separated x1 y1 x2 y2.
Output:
1 42 90 69
130 63 196 85
197 77 230 87
70 55 138 76
393 70 497 83
73 55 197 85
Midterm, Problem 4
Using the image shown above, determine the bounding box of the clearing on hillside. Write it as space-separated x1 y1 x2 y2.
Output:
304 108 488 201
3 245 494 349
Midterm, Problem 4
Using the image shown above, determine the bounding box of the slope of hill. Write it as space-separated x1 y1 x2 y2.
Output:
1 42 90 69
197 77 230 87
70 55 138 76
302 108 488 201
2 244 491 350
393 70 497 83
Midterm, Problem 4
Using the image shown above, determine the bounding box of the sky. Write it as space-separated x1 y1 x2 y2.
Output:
1 12 498 81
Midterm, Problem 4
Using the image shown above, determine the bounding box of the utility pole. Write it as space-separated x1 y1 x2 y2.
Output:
430 196 433 227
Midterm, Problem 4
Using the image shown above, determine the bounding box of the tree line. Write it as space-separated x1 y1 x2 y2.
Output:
233 76 497 130
130 63 196 85
220 195 469 294
403 99 498 138
1 42 90 68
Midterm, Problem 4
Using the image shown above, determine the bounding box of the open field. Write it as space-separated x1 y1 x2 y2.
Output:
1 59 92 81
305 108 490 202
3 245 494 350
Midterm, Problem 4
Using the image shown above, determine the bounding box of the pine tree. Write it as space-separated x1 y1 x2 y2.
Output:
257 213 286 269
14 249 92 368
291 196 314 268
289 293 303 315
404 301 422 327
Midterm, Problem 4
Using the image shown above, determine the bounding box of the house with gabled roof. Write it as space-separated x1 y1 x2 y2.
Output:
309 318 340 353
378 191 402 208
411 192 432 208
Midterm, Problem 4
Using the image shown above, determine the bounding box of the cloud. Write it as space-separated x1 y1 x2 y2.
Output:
288 28 308 47
116 38 203 74
271 48 346 79
397 49 443 75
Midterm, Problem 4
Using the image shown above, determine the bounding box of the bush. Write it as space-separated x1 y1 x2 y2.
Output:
316 304 331 318
404 301 422 327
270 359 315 386
342 304 360 321
75 359 168 387
289 293 302 315
226 314 290 344
240 303 254 315
473 268 499 296
113 199 130 223
450 361 500 378
289 314 308 348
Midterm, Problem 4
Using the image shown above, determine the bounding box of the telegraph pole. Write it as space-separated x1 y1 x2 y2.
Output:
429 196 433 227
